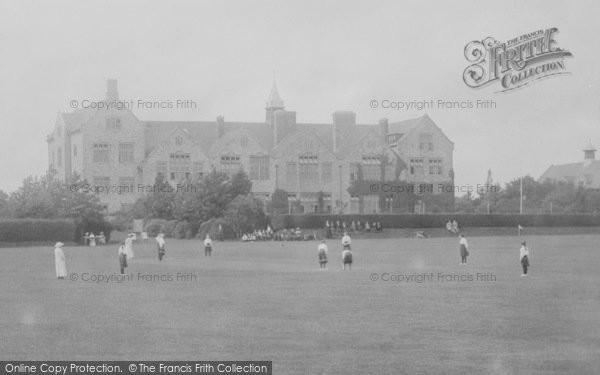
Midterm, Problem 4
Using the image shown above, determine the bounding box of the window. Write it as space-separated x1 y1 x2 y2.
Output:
286 162 297 188
299 154 319 183
57 147 62 167
193 162 204 179
93 177 110 193
429 158 443 175
321 161 332 183
118 177 135 194
350 163 360 181
118 143 134 163
241 135 248 147
175 136 183 145
73 145 77 157
93 143 110 163
156 161 168 177
362 155 381 180
106 117 121 129
170 153 191 180
303 137 314 152
220 155 241 177
249 156 269 181
350 195 360 214
364 194 380 214
419 133 433 151
410 158 424 175
417 184 434 194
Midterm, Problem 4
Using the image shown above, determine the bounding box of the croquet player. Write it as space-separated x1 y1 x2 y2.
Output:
204 234 212 257
318 240 328 269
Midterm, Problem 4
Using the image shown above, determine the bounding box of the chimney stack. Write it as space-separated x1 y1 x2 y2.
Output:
106 79 119 101
379 118 389 145
217 116 225 138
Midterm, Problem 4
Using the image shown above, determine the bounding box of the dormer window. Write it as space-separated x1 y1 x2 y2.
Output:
387 133 402 145
106 117 122 129
175 136 183 145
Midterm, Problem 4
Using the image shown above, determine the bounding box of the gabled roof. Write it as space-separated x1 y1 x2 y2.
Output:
336 126 379 158
540 162 583 182
143 121 276 156
143 121 217 156
207 125 270 156
271 126 336 158
139 126 208 168
388 116 423 137
296 123 334 150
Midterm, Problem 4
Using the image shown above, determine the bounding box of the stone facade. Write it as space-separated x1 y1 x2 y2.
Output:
47 80 455 213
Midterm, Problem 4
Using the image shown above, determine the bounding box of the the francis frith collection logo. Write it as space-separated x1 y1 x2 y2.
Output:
463 27 573 92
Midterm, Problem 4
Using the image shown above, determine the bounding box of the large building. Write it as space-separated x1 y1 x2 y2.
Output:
47 80 455 214
540 142 600 188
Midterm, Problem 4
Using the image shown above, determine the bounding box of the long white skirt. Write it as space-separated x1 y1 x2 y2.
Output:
54 248 67 278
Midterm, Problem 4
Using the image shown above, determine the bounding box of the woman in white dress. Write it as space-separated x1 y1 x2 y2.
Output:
54 242 67 280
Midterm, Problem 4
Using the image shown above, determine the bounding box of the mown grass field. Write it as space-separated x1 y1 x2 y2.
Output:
1 234 599 374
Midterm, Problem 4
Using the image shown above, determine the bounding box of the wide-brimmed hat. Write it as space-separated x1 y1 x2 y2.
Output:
55 242 64 248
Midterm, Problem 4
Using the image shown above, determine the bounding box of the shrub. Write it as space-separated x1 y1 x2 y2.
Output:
197 218 236 240
144 219 168 237
0 219 76 242
173 221 190 239
161 220 178 238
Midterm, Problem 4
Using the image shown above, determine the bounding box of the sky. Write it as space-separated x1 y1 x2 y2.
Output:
0 0 598 194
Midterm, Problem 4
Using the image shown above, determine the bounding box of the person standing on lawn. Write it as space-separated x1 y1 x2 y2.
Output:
318 240 328 269
520 241 530 276
54 242 67 280
204 234 213 257
156 233 166 261
459 233 469 265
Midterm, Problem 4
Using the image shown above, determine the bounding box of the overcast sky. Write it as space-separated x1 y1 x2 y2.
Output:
0 0 598 194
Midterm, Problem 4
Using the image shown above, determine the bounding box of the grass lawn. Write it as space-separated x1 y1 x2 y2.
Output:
1 234 599 374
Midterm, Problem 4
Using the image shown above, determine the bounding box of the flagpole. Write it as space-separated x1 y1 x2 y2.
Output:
520 176 523 215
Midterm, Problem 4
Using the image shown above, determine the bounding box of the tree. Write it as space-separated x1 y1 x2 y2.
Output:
130 173 176 220
0 190 10 217
229 170 253 198
269 189 289 215
224 194 266 237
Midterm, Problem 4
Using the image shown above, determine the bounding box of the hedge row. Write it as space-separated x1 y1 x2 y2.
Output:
0 219 76 242
270 214 600 230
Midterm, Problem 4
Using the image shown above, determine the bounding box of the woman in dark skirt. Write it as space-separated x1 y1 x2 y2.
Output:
342 249 353 270
341 232 353 270
520 241 530 276
318 240 328 269
459 233 469 265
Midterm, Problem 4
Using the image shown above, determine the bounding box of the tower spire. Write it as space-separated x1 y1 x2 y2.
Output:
265 73 285 124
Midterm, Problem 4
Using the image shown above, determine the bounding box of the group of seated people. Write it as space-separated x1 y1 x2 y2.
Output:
324 220 383 238
445 220 460 234
241 226 274 242
272 227 317 241
82 231 106 246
